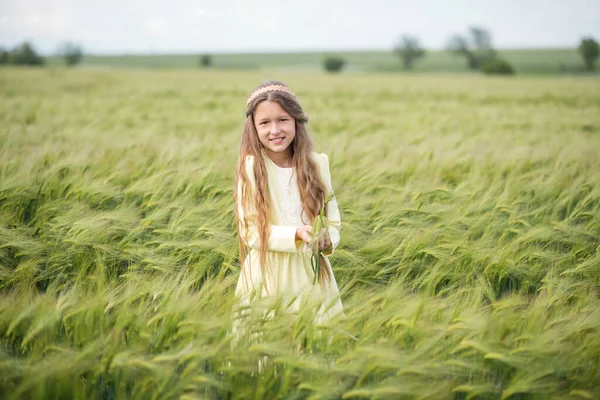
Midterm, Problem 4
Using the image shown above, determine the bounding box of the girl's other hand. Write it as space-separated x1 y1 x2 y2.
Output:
295 225 312 244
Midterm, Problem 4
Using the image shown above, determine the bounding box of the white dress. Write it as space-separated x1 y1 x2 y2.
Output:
234 153 344 323
272 163 340 250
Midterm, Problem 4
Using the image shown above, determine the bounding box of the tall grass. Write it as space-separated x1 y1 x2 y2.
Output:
1 68 599 399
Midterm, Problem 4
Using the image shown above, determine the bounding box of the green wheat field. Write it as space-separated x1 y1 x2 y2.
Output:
1 67 599 399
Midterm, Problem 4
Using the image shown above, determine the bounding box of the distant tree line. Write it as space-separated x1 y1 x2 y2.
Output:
0 41 84 67
391 27 516 75
2 35 598 74
321 29 599 75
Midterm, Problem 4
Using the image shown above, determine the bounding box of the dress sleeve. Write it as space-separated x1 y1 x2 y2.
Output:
320 153 342 252
237 156 302 253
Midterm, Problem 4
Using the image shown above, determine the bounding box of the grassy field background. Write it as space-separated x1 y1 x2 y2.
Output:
43 48 588 74
1 67 600 399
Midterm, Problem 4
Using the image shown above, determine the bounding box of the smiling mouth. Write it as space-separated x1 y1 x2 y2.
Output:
270 137 285 143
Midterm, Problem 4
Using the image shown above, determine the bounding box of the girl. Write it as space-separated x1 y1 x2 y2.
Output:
234 80 343 322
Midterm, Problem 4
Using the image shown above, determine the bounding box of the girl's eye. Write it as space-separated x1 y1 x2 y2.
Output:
260 121 268 125
280 118 288 122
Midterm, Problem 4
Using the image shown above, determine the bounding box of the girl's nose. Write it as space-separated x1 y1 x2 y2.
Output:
270 123 280 134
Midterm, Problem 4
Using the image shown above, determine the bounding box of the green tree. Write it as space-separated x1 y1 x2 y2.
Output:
323 56 345 73
0 48 9 64
10 42 44 66
394 35 426 70
199 54 212 68
447 26 496 70
578 36 599 71
58 41 84 66
481 58 515 75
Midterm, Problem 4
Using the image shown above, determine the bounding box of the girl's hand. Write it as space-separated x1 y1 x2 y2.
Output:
295 225 312 244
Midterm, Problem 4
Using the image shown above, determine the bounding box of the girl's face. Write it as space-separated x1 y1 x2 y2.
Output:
253 100 296 159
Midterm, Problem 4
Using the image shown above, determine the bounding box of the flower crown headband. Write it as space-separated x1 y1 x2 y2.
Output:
246 84 297 107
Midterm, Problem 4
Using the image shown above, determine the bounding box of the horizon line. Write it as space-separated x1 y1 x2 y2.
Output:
54 45 578 57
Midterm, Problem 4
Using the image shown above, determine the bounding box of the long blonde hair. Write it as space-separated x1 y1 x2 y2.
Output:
234 80 331 284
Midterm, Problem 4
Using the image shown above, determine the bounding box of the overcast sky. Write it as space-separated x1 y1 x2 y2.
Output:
1 0 599 54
